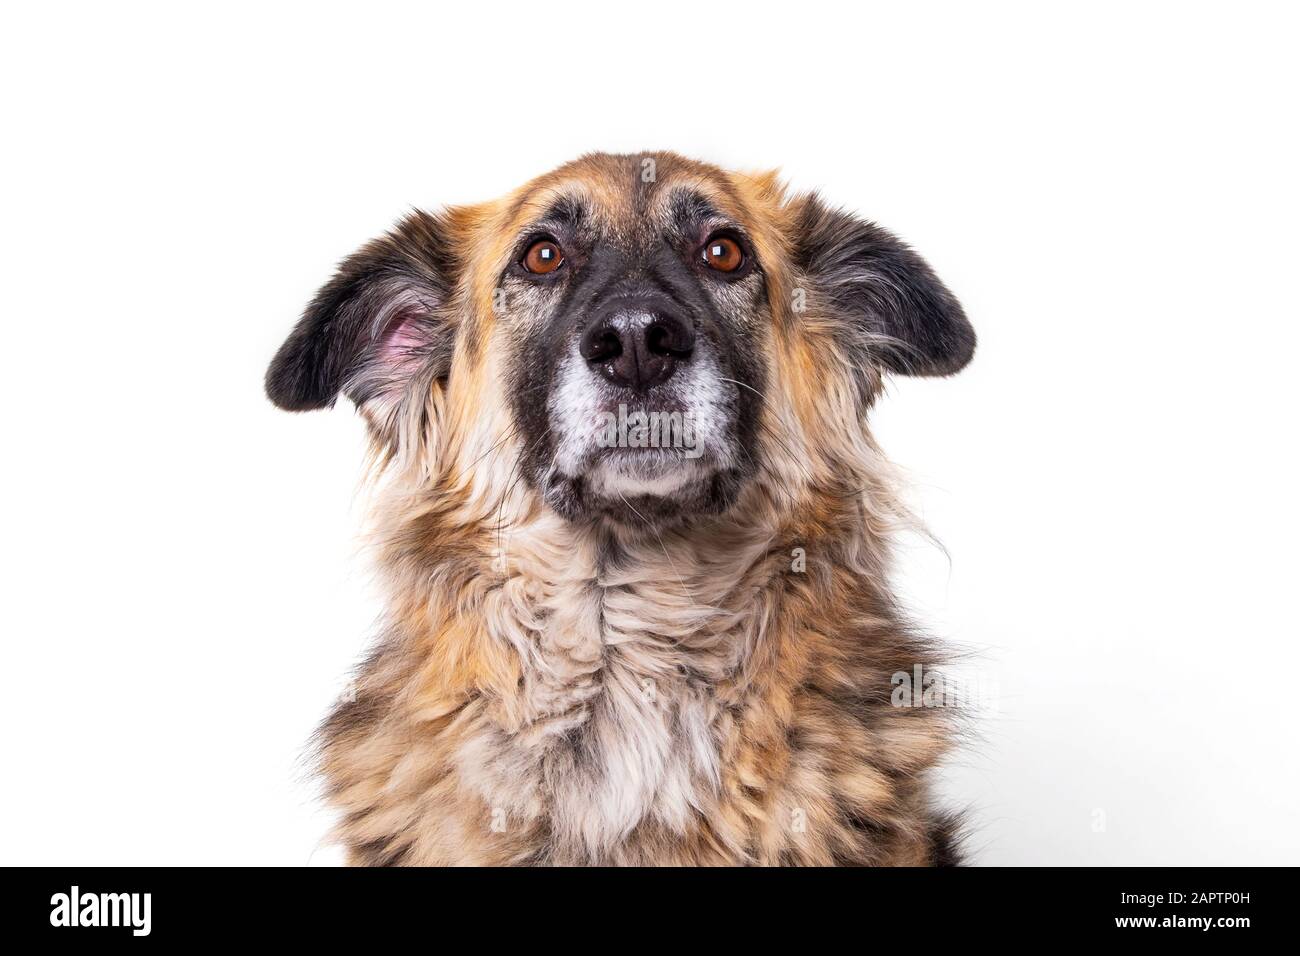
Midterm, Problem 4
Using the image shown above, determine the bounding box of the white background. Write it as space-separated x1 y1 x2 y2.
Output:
3 1 1297 865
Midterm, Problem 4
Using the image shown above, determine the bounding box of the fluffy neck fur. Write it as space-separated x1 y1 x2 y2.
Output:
317 415 955 864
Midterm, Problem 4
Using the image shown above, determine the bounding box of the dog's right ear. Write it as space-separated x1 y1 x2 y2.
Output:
265 210 457 413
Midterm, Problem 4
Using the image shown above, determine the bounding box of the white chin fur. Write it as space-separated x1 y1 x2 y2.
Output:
588 458 703 498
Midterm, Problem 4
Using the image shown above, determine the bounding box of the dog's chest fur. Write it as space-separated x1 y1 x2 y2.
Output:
322 502 956 866
455 527 754 862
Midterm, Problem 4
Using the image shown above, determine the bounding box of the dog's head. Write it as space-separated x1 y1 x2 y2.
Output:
267 152 973 526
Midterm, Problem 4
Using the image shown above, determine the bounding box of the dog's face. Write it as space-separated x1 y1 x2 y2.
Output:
500 157 773 522
267 153 973 526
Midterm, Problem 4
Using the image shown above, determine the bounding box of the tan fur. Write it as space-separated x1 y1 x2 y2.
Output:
312 154 960 866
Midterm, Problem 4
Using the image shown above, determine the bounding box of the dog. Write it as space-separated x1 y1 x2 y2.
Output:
266 151 975 865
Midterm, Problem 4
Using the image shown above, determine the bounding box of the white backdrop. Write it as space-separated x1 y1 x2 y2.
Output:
3 1 1297 865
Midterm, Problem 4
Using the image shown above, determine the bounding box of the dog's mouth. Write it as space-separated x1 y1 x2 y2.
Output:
566 388 732 484
525 398 740 523
586 444 712 496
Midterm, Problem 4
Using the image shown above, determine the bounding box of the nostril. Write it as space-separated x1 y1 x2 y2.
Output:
580 324 624 363
580 309 692 389
645 318 695 359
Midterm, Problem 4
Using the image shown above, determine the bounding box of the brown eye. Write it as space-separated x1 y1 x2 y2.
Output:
523 239 564 274
702 235 744 273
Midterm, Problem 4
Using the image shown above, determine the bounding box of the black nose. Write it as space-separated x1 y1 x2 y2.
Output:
579 309 695 390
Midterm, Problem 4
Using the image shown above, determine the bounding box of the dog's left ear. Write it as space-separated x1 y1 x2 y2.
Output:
265 210 456 413
792 194 975 376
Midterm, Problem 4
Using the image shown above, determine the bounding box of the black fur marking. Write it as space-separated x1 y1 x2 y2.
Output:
794 196 975 377
351 836 412 867
928 811 965 867
666 190 723 231
265 210 456 411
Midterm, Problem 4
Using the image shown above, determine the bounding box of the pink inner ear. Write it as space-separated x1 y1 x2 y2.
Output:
371 282 436 366
380 313 428 356
358 283 442 407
